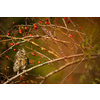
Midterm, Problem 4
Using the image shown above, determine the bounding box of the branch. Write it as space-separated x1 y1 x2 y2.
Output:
39 24 86 35
62 18 68 30
40 55 99 84
60 53 88 84
3 53 84 84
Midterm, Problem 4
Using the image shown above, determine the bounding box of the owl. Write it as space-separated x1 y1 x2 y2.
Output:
13 48 29 75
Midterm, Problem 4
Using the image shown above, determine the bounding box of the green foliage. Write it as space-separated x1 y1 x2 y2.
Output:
85 60 95 70
88 61 93 70
95 65 100 72
97 50 100 55
85 62 88 69
82 42 85 49
92 81 96 84
83 51 87 57
95 78 100 82
88 54 91 60
80 74 86 83
85 38 88 44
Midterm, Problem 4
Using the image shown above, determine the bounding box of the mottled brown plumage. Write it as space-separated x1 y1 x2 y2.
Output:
13 49 29 75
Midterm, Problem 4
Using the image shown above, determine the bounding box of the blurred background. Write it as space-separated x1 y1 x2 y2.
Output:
0 17 100 84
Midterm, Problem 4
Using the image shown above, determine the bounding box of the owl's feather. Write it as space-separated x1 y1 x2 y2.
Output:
13 49 29 74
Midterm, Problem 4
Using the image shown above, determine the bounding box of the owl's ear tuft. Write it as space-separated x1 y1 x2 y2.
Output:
21 48 26 55
22 48 25 51
22 48 25 52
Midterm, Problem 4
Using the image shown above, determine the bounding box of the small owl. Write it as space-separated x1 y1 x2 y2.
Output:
13 49 29 75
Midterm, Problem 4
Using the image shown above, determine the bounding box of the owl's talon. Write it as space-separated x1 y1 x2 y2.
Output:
23 70 28 75
17 71 22 77
17 71 19 75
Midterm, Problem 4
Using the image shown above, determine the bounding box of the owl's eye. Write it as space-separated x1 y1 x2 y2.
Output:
19 50 23 54
20 50 26 55
21 51 23 53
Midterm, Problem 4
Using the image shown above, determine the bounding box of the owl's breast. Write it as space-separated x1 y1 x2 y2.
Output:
13 51 29 73
13 58 22 72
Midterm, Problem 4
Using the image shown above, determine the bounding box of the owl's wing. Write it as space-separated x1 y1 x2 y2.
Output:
20 56 29 70
13 58 21 72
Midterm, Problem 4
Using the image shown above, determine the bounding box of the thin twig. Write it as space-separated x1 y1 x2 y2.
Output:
68 17 76 28
60 53 89 84
39 24 86 35
3 53 84 84
62 18 68 30
40 55 98 84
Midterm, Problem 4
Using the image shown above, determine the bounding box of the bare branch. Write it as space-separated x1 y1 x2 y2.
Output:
3 53 84 84
40 55 98 84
